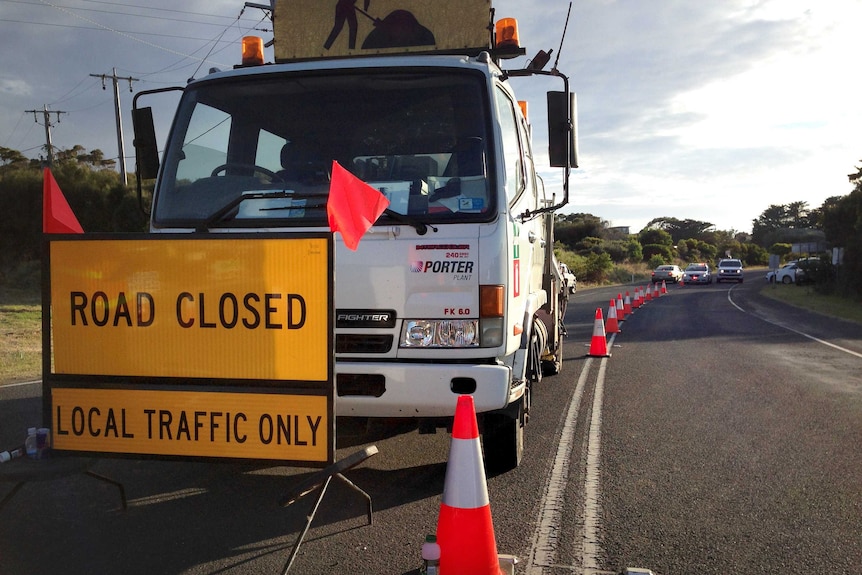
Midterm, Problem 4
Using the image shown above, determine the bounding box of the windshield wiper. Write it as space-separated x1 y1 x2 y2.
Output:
198 191 436 235
197 190 298 232
381 209 437 235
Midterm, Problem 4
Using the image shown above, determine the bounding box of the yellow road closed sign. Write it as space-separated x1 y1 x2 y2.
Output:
48 235 331 381
44 234 334 463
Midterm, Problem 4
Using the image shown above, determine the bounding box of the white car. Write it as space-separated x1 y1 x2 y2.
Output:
766 261 800 284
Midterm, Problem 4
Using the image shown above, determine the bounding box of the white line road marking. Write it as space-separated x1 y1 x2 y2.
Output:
583 353 609 572
0 379 41 388
526 356 593 575
527 333 616 575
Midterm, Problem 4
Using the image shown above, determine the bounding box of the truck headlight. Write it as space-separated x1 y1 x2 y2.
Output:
401 319 479 348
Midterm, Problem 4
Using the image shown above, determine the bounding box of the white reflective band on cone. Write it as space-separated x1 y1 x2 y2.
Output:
441 436 489 509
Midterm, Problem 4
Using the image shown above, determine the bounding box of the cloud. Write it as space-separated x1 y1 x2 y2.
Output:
0 77 32 97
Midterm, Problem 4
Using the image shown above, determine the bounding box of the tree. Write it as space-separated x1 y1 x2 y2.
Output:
643 217 715 244
821 185 862 298
555 213 607 249
637 227 673 248
769 243 793 257
751 201 820 246
0 146 29 173
0 145 145 286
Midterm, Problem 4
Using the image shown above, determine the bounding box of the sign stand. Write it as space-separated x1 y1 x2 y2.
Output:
278 445 379 574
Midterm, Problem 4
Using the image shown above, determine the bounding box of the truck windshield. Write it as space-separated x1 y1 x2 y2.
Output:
153 69 494 228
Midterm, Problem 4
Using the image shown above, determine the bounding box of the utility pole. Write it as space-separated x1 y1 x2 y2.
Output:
90 68 139 184
25 105 67 167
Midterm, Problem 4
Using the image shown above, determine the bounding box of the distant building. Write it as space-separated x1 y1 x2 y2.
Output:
607 225 630 236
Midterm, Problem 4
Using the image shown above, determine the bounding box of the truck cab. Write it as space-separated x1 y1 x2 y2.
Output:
132 1 576 470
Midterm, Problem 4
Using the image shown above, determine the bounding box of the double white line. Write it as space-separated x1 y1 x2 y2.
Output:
527 333 616 575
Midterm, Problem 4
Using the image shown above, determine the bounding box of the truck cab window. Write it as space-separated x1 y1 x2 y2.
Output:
496 87 524 205
174 102 230 184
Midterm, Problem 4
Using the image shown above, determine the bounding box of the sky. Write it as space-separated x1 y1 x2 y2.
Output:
1 0 860 234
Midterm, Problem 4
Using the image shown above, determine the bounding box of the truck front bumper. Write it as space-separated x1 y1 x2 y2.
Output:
334 361 517 418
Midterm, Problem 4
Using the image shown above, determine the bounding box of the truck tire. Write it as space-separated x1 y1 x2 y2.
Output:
482 400 524 472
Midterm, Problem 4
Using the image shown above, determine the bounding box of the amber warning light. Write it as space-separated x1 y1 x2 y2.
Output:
495 18 520 49
242 36 264 66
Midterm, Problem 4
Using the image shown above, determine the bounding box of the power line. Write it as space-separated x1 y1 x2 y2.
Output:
70 0 257 22
1 0 264 28
0 17 246 45
34 0 235 66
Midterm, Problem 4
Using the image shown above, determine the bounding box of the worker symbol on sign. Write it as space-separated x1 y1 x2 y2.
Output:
323 0 436 51
324 0 370 50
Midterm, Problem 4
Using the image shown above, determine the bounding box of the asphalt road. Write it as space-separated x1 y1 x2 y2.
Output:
1 279 860 574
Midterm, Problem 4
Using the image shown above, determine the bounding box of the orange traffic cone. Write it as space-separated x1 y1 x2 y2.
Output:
588 308 611 357
616 293 626 321
437 395 503 575
632 288 642 309
653 283 660 298
623 292 633 316
660 280 668 295
644 285 652 302
605 299 620 333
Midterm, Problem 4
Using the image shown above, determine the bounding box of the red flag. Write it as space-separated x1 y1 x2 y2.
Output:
43 168 84 234
327 160 389 250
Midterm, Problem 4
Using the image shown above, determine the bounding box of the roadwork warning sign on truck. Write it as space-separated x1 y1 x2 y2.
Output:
43 234 334 464
274 0 490 61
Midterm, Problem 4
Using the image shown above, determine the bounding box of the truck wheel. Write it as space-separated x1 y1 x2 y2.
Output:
482 401 524 472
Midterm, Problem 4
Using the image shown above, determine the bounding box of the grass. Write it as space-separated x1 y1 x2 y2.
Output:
0 287 42 383
759 281 862 325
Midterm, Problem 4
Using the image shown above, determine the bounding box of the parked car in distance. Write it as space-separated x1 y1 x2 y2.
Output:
795 258 835 285
682 263 712 285
716 258 744 283
559 262 577 294
766 261 800 284
766 258 824 284
652 264 683 284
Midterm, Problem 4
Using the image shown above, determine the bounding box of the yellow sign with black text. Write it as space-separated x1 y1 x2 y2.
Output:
52 388 329 461
49 236 330 381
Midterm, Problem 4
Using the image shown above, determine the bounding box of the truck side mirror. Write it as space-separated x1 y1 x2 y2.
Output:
547 91 578 169
132 106 160 181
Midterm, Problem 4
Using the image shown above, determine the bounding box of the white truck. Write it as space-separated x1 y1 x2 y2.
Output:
131 0 576 470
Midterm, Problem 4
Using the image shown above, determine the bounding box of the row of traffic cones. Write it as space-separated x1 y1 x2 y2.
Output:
588 280 669 357
433 281 672 574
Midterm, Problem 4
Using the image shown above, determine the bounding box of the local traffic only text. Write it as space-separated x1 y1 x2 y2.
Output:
51 389 330 462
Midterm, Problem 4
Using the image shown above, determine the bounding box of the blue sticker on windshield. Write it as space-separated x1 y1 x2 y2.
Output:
458 197 484 211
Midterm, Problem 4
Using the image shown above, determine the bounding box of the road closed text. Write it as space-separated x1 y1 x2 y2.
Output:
51 388 330 462
69 290 307 330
